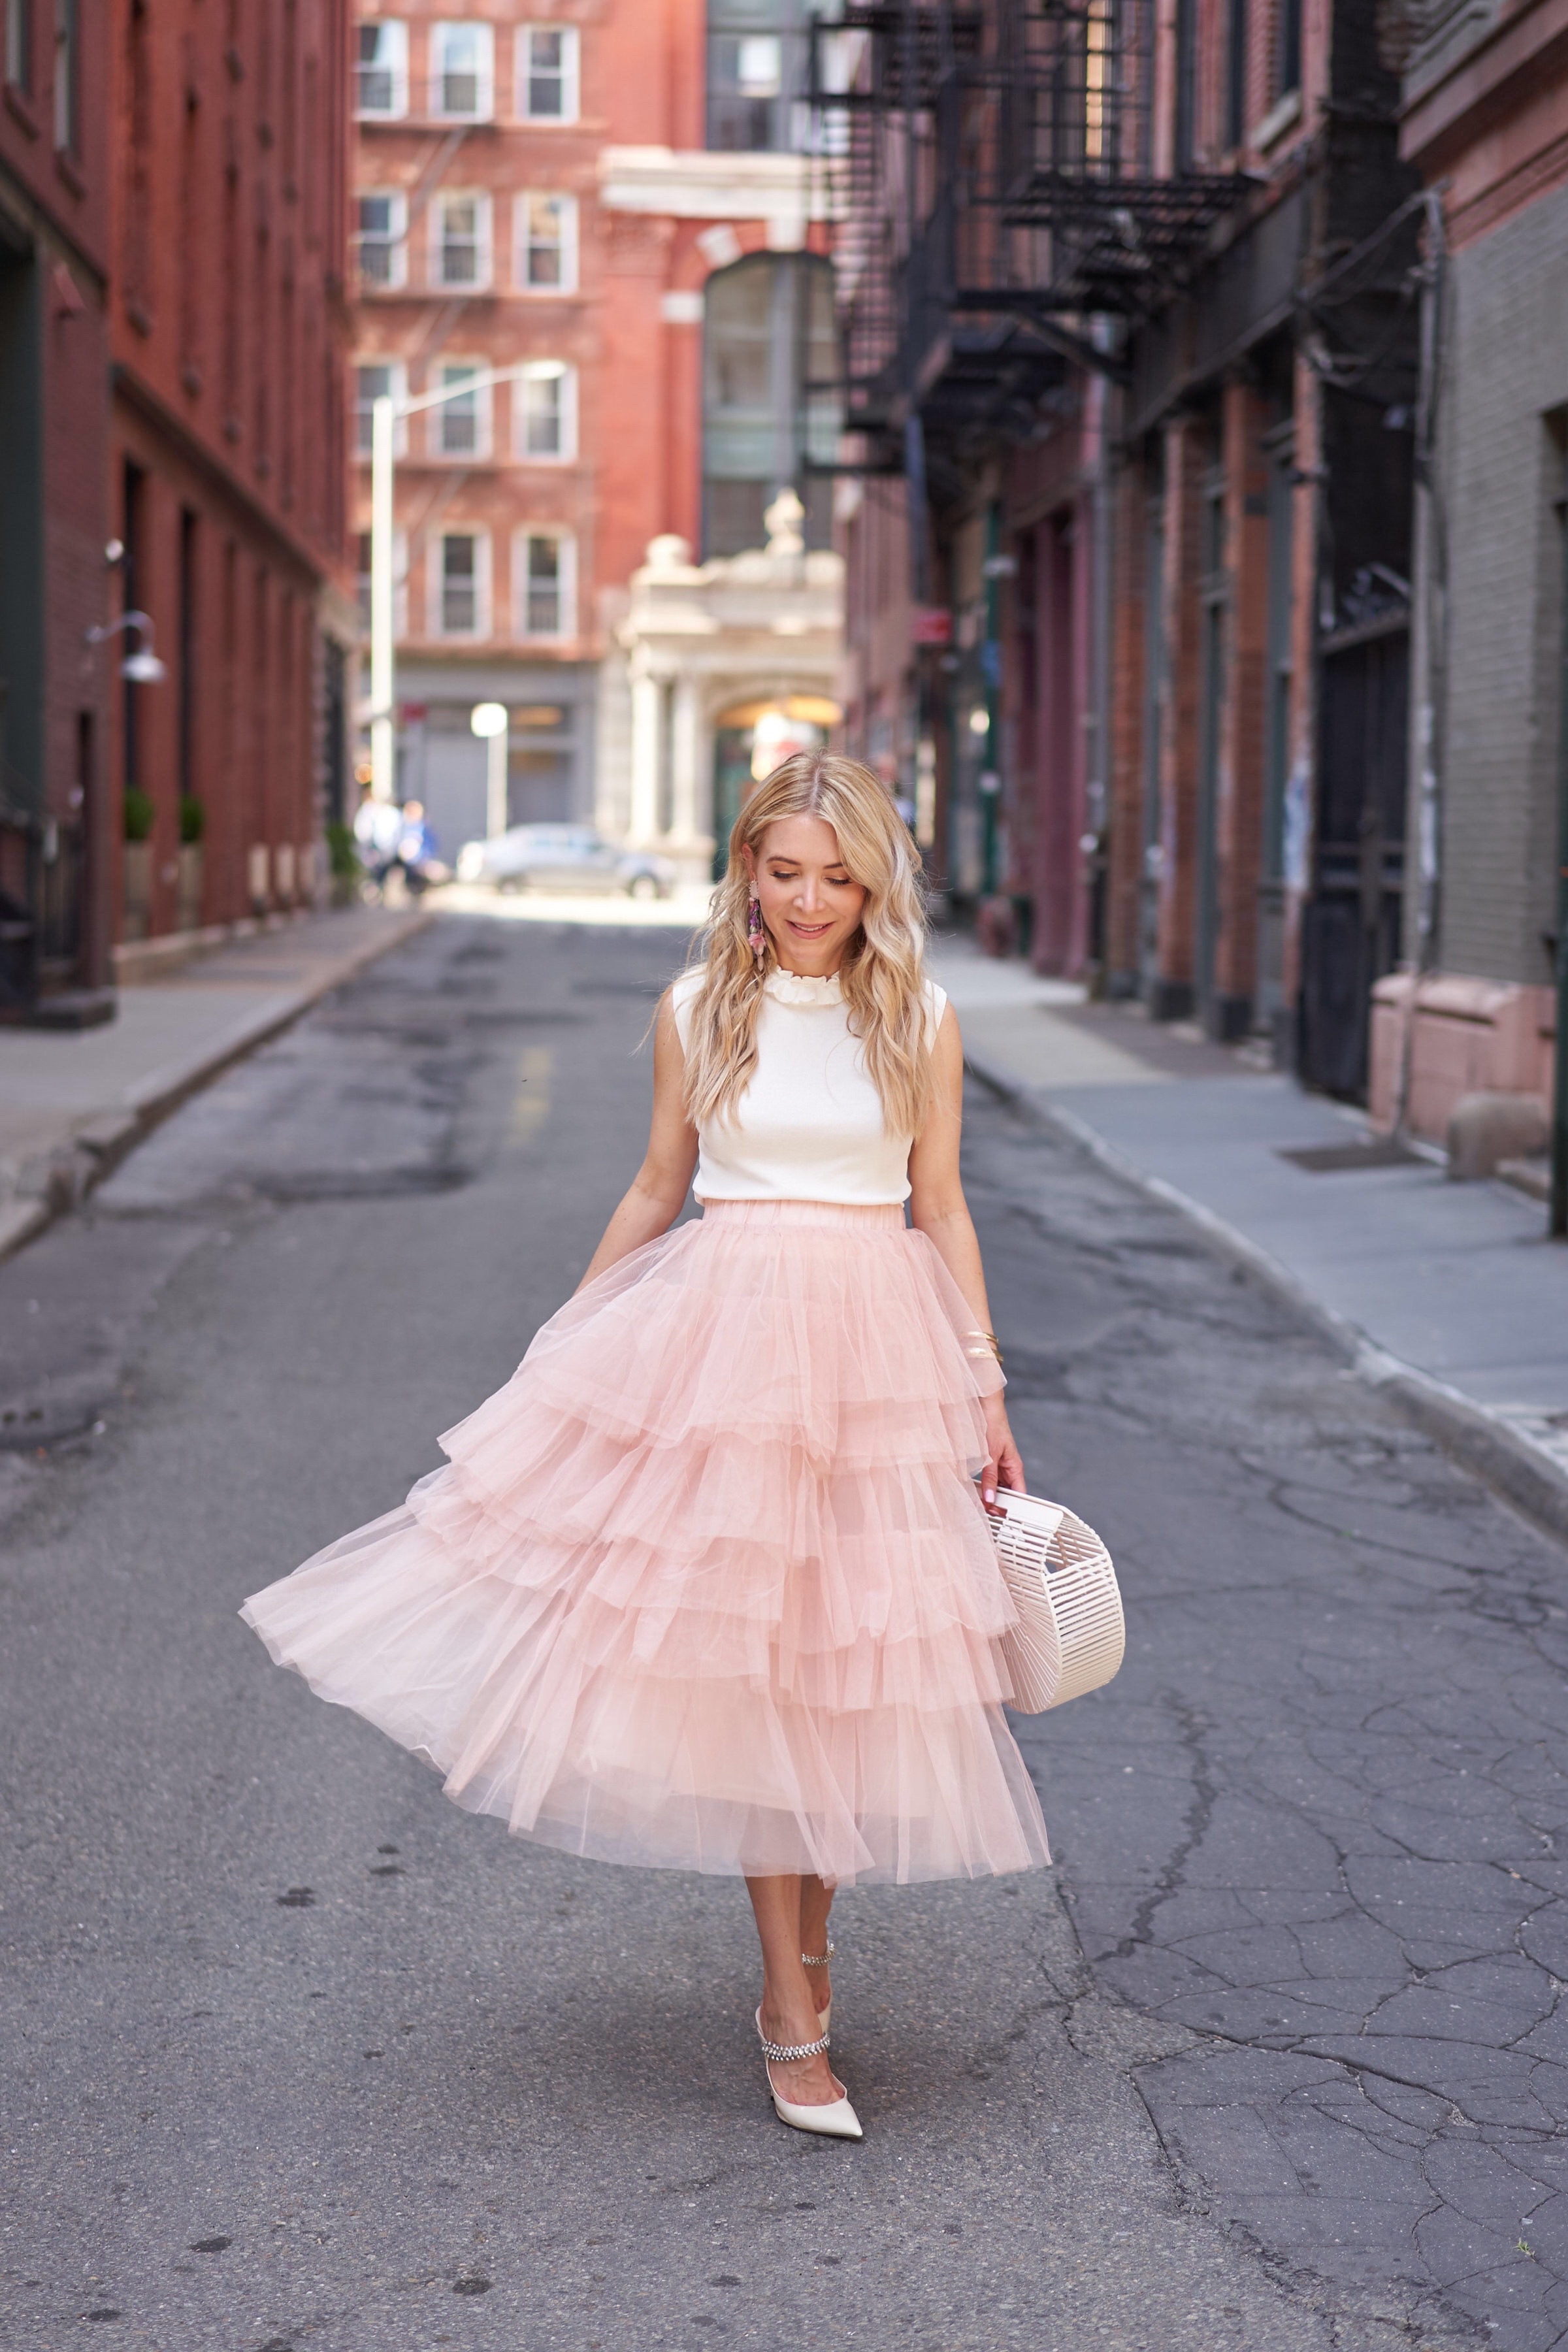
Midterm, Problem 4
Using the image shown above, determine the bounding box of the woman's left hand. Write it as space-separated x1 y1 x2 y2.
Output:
981 1396 1024 1509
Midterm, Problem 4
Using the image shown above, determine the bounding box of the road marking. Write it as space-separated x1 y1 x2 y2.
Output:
511 1045 553 1143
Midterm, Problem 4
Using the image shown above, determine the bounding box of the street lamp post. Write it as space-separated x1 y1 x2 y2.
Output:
369 400 395 807
367 368 534 804
470 701 509 841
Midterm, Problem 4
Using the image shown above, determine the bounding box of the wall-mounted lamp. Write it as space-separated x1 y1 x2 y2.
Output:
86 610 167 683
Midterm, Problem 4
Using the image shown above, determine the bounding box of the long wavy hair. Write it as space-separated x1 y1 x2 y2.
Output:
681 751 934 1136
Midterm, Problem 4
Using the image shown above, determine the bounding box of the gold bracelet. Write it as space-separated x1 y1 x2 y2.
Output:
966 1330 1004 1365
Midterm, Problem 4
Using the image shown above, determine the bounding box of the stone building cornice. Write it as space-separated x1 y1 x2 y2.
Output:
1401 0 1568 171
598 146 839 227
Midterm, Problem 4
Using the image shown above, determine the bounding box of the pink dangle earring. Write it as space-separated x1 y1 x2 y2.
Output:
747 889 766 965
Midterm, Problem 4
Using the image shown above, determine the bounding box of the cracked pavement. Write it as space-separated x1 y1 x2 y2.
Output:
974 1111 1568 2350
1 913 1564 2351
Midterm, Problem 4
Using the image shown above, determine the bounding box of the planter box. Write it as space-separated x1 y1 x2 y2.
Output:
122 841 152 943
176 843 204 933
1370 970 1556 1139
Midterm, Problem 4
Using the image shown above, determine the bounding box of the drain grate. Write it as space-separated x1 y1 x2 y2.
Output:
1277 1138 1422 1173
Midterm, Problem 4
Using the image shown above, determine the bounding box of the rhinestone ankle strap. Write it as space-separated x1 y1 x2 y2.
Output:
757 2021 832 2063
800 1939 835 1968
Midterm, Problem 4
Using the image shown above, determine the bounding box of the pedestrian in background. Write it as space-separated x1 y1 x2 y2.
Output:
242 753 1047 2140
394 800 448 894
352 785 404 900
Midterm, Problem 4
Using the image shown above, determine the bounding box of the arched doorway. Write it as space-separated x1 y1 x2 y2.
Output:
710 693 841 875
702 253 839 558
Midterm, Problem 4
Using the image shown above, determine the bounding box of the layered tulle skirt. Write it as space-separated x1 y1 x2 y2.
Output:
241 1200 1051 1886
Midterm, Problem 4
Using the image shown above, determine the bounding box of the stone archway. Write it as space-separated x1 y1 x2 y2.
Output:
600 494 844 881
708 692 842 876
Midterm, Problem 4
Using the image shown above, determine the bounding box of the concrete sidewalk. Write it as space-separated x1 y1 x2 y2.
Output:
930 933 1568 1538
0 902 431 1264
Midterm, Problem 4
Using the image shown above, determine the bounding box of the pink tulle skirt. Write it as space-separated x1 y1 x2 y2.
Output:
240 1200 1051 1887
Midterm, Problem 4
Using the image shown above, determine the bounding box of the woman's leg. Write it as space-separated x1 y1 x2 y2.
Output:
798 1873 834 2023
745 1873 841 2108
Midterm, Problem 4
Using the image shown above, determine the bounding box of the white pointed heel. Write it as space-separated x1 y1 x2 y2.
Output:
755 2006 863 2141
802 1937 834 2038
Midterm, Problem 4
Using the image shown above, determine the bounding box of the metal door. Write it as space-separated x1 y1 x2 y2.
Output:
1299 620 1409 1097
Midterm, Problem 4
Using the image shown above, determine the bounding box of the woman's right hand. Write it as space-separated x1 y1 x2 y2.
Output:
980 1395 1024 1510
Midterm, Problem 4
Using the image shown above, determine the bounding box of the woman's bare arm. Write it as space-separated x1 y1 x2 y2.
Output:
907 1004 1023 1503
575 992 699 1290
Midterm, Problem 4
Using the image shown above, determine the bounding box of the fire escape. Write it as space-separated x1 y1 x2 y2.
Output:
808 0 1254 482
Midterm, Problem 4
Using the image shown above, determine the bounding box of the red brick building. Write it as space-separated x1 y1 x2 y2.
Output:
108 0 355 959
1366 0 1568 1162
830 1 1418 1099
352 0 838 871
0 0 114 1017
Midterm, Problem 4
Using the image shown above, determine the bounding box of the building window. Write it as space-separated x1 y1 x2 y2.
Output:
515 532 571 638
436 531 487 636
515 192 576 291
519 25 578 121
707 3 816 153
434 361 488 457
1225 0 1247 150
355 359 402 451
515 361 576 461
431 20 493 120
702 252 838 556
356 190 407 287
1174 0 1197 169
355 20 408 118
5 0 31 93
354 360 407 455
52 0 76 150
1277 0 1302 97
434 190 490 288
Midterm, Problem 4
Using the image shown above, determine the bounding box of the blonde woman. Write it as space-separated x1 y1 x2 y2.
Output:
242 752 1049 2141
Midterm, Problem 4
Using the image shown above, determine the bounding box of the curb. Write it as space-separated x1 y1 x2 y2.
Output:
966 1049 1568 1552
0 905 434 1269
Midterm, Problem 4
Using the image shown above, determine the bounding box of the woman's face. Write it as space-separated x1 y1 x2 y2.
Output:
745 815 868 975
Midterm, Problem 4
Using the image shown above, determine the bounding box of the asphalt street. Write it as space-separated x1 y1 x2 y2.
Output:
2 911 1565 2352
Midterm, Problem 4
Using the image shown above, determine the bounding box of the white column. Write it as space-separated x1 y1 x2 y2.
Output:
628 666 662 846
369 396 397 803
669 677 700 847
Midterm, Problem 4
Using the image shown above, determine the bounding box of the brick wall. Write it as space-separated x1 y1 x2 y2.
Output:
42 267 113 987
1211 378 1270 1023
1104 459 1149 994
111 0 350 584
0 0 114 998
1437 177 1568 990
1153 416 1210 1006
108 0 351 947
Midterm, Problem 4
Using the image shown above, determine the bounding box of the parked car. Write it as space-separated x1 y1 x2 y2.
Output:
455 825 676 899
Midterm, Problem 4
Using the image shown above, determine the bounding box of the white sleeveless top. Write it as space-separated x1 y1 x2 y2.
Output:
670 966 949 1206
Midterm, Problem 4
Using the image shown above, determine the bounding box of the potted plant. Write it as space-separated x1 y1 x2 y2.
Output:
122 788 154 941
177 796 204 931
325 821 361 908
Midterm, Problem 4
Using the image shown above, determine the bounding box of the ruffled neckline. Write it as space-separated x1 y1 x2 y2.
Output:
764 968 843 1008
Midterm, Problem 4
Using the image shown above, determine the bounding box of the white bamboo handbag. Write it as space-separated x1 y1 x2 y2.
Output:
984 1488 1125 1714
